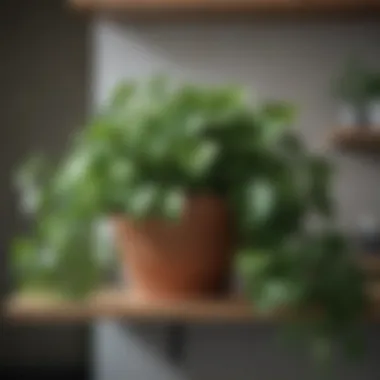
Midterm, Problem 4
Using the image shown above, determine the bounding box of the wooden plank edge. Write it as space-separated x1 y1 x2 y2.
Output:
331 128 380 148
5 285 380 323
69 0 380 13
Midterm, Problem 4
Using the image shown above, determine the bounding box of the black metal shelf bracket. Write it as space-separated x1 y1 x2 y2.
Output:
166 322 187 366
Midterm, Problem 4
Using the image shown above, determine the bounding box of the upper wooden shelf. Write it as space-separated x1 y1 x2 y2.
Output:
5 284 380 323
5 290 258 323
331 128 380 153
5 256 380 323
70 0 380 16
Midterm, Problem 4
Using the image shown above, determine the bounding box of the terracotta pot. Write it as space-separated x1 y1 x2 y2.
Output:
113 196 235 301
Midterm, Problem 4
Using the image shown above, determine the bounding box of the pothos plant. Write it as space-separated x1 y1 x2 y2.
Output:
13 76 367 361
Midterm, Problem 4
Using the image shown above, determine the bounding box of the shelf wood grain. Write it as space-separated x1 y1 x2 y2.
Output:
70 0 380 15
5 256 380 323
331 128 380 153
4 290 256 323
5 282 380 323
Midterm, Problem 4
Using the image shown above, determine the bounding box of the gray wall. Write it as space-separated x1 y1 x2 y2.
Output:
0 0 88 368
94 321 380 380
92 17 380 380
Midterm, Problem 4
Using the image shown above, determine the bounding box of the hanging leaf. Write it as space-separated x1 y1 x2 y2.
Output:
308 156 334 216
14 154 48 216
255 279 300 313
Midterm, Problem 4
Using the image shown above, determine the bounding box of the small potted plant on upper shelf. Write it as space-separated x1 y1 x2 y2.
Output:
366 70 380 128
333 59 370 128
12 76 367 360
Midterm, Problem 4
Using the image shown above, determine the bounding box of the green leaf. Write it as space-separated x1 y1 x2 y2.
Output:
163 188 185 220
184 114 207 136
55 149 93 190
258 102 296 144
110 159 135 184
109 82 135 109
187 141 220 177
150 136 170 161
246 180 275 224
128 185 158 219
255 279 300 313
236 250 272 279
308 156 333 216
92 219 116 268
14 154 48 216
11 237 38 276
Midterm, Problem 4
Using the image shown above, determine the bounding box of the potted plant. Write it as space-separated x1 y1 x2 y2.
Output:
333 59 369 128
12 76 367 359
366 70 380 128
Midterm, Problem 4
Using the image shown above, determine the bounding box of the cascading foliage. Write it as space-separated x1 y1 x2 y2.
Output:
12 76 367 361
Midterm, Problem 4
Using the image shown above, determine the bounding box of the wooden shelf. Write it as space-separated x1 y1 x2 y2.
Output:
5 256 380 323
4 290 258 323
70 0 380 16
331 128 380 153
5 282 380 323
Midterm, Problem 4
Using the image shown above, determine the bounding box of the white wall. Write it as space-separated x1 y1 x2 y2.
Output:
92 17 380 380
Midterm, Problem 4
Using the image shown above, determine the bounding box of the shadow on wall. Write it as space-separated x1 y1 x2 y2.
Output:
93 322 380 380
0 0 88 369
94 322 188 380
